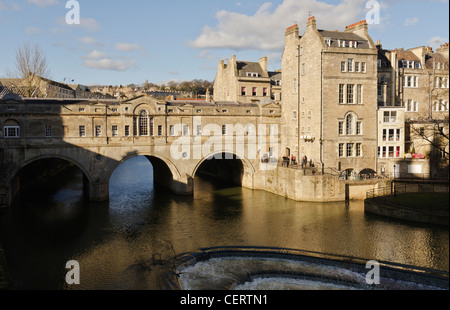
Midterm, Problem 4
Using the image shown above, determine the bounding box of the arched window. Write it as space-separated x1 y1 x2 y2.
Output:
139 110 148 136
3 119 20 139
346 114 354 135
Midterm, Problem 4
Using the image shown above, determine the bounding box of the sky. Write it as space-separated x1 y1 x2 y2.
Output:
0 0 448 86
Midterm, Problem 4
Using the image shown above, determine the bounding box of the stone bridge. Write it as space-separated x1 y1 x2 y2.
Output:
0 96 281 207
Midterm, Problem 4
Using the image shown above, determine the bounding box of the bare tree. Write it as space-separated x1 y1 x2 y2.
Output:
10 43 51 97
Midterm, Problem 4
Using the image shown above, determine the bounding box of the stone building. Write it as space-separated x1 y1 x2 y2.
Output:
281 17 378 178
0 77 75 99
213 55 282 104
376 42 449 176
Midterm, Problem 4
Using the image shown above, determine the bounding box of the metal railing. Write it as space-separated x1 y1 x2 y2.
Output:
381 172 449 181
366 183 449 216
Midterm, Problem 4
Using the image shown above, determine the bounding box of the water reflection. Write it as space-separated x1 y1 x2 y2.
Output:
0 156 448 290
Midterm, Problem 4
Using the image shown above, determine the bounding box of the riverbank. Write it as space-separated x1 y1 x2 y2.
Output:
0 244 12 290
365 192 449 226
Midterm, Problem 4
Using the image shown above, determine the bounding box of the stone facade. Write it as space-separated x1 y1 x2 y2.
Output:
213 55 281 104
281 17 378 177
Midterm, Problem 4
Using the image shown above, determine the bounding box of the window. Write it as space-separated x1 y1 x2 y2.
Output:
294 78 298 94
308 111 312 118
169 125 175 136
338 121 344 135
356 85 363 104
339 143 344 157
378 84 383 97
149 117 154 136
79 108 85 112
348 59 353 72
341 62 346 72
183 125 189 136
79 126 86 137
139 110 149 136
356 121 362 135
4 126 20 138
45 125 52 137
95 126 102 137
339 84 345 104
241 87 246 96
361 62 366 72
346 114 354 135
112 125 118 137
270 125 277 136
246 124 253 135
158 125 163 136
383 111 397 123
347 84 354 104
346 143 354 157
404 75 418 88
301 63 306 75
125 125 130 137
222 125 227 135
356 143 362 157
252 87 257 96
406 100 418 112
196 125 202 136
396 129 401 141
263 88 268 96
293 111 297 120
434 100 448 111
355 62 360 72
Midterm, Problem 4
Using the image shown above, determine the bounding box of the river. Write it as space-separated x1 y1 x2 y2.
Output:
0 156 448 290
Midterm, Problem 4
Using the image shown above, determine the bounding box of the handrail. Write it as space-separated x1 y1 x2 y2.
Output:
366 183 449 217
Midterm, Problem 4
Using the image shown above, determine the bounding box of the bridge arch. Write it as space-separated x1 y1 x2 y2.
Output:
4 153 94 207
9 154 94 186
192 151 255 187
106 152 183 194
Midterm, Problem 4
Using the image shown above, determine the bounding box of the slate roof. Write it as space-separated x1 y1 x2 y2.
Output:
236 61 267 77
395 50 420 62
425 53 449 70
318 30 370 49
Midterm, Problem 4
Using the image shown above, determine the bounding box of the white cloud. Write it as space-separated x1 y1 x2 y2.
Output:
25 27 42 35
86 50 107 59
404 17 419 26
54 16 101 33
84 58 136 71
115 43 145 52
77 36 106 47
0 1 20 11
190 0 366 51
79 17 101 32
27 0 58 7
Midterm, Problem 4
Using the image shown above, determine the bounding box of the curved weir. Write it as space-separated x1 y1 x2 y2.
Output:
173 247 449 290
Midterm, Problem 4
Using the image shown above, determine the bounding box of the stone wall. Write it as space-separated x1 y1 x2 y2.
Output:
252 165 390 202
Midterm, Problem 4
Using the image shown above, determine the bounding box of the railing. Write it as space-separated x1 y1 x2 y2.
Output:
381 172 449 181
366 183 449 216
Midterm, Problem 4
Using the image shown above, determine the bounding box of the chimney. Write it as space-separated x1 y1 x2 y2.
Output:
285 24 299 36
436 42 449 59
376 40 382 49
306 16 316 30
259 56 268 73
345 20 368 35
206 88 211 102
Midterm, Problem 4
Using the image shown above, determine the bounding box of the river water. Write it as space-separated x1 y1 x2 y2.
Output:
0 156 448 290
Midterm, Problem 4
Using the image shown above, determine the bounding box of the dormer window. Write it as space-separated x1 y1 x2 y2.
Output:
246 72 259 77
324 38 332 47
339 40 357 48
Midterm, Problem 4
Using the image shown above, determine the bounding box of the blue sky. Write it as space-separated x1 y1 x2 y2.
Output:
0 0 448 86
